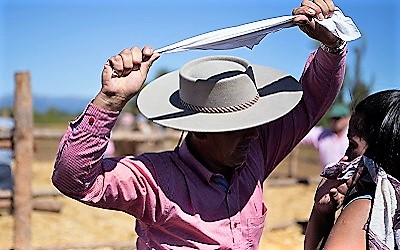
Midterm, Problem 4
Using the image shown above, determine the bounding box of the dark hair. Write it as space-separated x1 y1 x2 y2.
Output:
351 90 400 178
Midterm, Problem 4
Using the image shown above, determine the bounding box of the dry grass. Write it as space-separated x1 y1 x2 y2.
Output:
0 139 321 250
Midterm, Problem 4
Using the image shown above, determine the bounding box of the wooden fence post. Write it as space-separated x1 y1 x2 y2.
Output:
13 72 33 250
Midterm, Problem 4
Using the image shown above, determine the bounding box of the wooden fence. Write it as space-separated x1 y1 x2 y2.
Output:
0 71 182 250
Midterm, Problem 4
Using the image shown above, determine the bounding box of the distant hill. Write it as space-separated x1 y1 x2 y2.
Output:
0 95 89 114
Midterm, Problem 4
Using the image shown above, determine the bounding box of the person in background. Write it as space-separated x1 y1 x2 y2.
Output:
300 103 350 170
117 112 136 131
305 90 400 249
105 112 137 157
52 0 350 248
135 113 153 135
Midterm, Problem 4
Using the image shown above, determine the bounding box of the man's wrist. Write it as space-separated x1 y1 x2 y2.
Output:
93 92 128 112
320 39 347 54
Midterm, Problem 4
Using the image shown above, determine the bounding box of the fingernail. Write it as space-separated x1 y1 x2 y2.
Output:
307 8 315 15
317 13 324 20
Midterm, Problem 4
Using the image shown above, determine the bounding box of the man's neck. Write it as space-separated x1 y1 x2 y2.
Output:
186 135 234 181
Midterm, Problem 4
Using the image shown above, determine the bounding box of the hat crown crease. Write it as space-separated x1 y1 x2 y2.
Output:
179 56 259 113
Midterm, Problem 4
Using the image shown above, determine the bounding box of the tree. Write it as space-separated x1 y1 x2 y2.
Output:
345 38 373 109
319 37 373 127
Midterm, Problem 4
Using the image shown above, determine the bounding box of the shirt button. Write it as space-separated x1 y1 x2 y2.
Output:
89 117 95 125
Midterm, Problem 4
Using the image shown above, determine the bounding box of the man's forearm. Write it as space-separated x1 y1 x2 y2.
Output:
299 47 347 123
52 103 119 197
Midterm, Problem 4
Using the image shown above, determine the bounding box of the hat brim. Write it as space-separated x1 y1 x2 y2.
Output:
137 64 302 132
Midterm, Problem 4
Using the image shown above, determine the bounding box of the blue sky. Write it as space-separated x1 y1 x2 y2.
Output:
0 0 399 101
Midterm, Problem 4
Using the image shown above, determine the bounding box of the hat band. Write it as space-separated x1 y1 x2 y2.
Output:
180 93 260 113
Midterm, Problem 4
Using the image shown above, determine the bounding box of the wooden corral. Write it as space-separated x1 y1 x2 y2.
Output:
0 71 183 249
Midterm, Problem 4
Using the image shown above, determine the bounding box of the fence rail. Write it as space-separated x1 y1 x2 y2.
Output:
33 128 181 142
0 128 181 147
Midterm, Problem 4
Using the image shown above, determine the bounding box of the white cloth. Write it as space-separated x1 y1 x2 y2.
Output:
363 157 399 250
156 7 361 54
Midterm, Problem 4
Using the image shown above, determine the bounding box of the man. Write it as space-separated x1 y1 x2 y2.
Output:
300 103 351 170
52 1 348 249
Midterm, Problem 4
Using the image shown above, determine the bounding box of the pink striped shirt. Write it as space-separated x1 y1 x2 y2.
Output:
52 48 347 249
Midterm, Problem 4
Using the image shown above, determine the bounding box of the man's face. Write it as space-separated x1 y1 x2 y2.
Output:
330 115 350 133
199 127 259 170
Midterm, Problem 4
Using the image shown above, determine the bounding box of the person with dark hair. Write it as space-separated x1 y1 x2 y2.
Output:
52 0 354 248
305 90 400 249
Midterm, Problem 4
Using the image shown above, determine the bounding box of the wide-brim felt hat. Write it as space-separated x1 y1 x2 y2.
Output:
137 55 303 132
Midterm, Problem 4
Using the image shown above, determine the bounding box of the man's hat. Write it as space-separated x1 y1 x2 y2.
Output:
137 55 303 132
328 103 350 119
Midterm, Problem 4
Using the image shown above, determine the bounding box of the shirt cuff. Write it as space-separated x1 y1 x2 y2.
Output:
70 101 120 137
315 45 347 70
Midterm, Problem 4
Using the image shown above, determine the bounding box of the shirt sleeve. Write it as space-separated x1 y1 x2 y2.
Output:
259 47 347 177
299 126 324 148
52 102 167 223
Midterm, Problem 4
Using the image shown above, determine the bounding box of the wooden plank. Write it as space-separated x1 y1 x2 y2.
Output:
0 199 62 213
31 199 62 213
32 189 62 198
0 189 61 199
33 128 181 142
0 129 13 139
0 199 12 209
0 139 12 149
0 189 12 199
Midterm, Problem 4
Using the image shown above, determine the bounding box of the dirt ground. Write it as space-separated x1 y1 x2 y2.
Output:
0 138 322 250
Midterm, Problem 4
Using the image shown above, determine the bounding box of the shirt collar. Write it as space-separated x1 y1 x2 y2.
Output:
177 139 215 183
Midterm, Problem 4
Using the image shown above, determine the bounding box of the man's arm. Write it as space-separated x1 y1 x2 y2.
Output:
260 0 348 175
52 47 163 221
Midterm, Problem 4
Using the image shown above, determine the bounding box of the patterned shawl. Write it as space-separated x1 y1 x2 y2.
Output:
321 156 400 249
